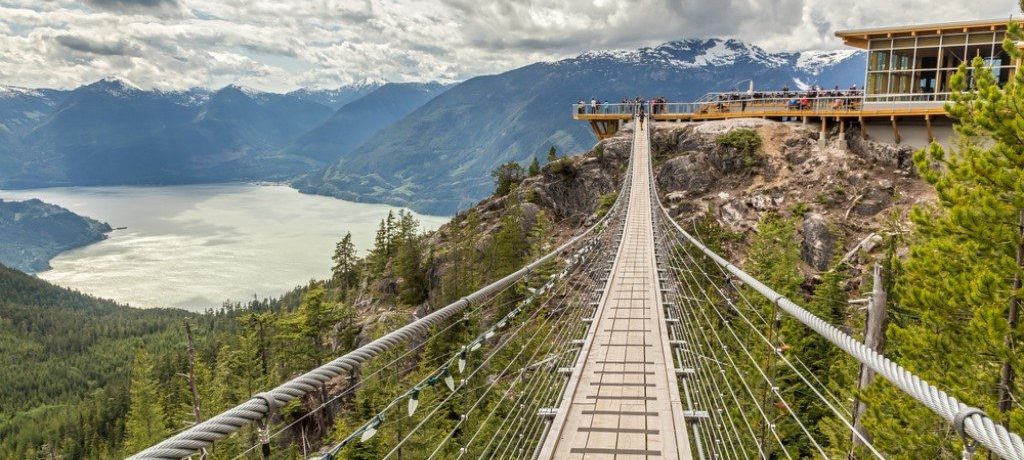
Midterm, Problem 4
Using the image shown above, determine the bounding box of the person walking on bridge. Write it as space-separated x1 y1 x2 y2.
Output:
637 111 646 129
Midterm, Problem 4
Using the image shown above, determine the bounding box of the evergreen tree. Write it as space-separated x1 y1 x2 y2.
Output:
491 162 526 196
528 156 541 175
333 232 359 291
546 146 558 163
491 204 529 278
122 349 169 455
277 285 350 371
864 18 1024 456
742 214 807 457
395 236 428 305
368 214 395 277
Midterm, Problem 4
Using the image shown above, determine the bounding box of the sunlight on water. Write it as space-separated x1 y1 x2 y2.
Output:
0 184 449 311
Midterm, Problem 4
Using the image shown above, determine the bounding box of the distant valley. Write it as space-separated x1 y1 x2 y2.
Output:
0 38 865 215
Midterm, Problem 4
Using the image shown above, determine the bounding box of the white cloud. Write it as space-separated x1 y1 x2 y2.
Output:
0 0 1017 92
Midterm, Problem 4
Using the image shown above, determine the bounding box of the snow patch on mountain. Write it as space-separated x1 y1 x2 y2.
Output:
562 38 850 74
796 50 860 75
0 85 45 99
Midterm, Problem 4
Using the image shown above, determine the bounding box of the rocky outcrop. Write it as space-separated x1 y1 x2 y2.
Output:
648 119 933 274
848 131 915 170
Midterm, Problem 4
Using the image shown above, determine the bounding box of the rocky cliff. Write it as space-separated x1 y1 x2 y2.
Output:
647 119 927 275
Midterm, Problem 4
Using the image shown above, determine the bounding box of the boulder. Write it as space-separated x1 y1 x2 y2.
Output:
852 187 892 217
720 201 749 229
801 213 835 271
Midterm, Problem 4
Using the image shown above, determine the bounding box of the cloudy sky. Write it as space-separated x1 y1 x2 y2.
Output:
0 0 1018 92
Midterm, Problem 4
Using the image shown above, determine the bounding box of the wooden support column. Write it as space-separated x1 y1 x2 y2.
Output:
890 116 901 144
818 117 828 147
858 116 868 140
925 114 934 143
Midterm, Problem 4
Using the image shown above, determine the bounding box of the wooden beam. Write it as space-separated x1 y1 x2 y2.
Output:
890 116 901 144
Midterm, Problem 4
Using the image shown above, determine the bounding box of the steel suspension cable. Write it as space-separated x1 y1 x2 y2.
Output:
657 230 752 459
658 227 784 459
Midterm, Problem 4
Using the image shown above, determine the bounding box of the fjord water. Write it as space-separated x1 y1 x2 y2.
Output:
0 184 448 310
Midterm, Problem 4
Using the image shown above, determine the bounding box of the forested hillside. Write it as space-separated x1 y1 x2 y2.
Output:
0 198 111 272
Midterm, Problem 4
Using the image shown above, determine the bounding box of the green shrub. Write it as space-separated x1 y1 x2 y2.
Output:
716 128 762 154
596 192 618 217
549 158 573 176
791 201 810 217
594 144 605 159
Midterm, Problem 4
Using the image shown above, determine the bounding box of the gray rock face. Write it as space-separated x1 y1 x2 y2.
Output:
849 133 914 169
654 125 749 195
658 153 720 194
801 213 835 271
852 187 892 217
782 135 815 165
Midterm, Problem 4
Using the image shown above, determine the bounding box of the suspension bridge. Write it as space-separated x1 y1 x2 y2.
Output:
131 116 1024 459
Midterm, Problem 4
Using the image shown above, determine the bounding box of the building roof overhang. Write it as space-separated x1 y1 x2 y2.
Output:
836 17 1022 49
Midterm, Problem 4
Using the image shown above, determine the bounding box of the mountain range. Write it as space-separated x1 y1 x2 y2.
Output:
0 38 865 215
294 39 865 213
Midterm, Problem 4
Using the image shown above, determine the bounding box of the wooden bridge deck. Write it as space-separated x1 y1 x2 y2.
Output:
537 121 692 459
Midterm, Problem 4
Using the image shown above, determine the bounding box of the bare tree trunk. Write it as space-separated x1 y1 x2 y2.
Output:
998 209 1024 424
257 317 269 378
850 263 887 457
184 318 208 460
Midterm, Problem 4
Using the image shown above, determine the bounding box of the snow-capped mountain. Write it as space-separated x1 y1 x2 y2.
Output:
0 85 67 138
563 38 863 89
287 79 387 109
297 38 866 214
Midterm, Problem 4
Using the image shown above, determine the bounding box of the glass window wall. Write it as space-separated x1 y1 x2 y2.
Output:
864 30 1016 98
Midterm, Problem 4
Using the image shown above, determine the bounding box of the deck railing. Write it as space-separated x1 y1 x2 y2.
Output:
572 92 952 119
